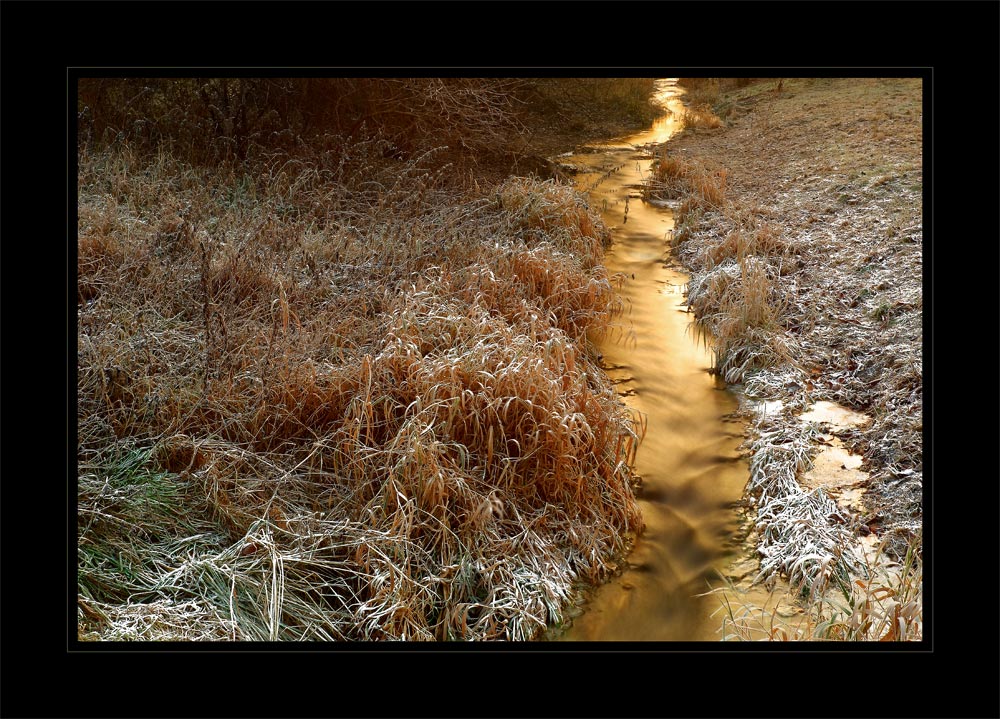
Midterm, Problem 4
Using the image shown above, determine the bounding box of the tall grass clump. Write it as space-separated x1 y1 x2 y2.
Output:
678 79 722 107
77 108 642 640
644 155 691 200
687 256 791 383
644 155 727 210
705 224 790 267
681 104 723 129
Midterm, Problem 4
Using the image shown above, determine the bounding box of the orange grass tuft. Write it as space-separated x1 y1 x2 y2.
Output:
681 103 724 130
646 156 726 210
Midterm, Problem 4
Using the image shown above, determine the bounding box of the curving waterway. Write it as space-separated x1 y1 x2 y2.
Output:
555 79 749 641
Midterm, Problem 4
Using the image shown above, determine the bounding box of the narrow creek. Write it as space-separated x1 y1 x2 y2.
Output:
554 79 749 641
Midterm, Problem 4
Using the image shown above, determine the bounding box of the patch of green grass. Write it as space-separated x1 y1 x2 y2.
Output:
77 442 225 606
871 301 892 323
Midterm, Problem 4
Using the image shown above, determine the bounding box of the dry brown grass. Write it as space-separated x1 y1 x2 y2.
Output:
646 78 923 635
645 155 727 210
645 155 689 200
712 531 922 641
681 104 723 130
687 256 792 384
77 137 642 641
678 79 721 107
706 224 790 266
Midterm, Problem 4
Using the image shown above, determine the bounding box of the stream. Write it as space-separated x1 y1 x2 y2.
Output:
554 79 749 641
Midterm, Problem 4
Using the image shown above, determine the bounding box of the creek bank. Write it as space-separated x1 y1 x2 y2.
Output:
648 78 922 631
77 79 661 640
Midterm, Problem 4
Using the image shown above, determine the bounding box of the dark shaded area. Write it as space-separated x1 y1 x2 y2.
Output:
77 77 658 174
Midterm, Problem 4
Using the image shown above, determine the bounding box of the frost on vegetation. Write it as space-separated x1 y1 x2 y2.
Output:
686 259 795 384
746 424 866 593
79 598 239 641
650 80 923 637
77 145 641 641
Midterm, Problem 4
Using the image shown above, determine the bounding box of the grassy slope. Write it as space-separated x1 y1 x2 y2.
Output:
648 78 922 638
77 80 656 641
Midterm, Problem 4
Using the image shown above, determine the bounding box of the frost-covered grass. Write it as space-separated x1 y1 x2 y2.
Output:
77 138 643 641
647 77 923 639
712 531 922 642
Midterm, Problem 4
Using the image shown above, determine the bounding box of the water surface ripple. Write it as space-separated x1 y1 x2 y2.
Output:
558 79 748 641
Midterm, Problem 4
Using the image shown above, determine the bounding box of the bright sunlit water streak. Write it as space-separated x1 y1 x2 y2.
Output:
556 79 748 641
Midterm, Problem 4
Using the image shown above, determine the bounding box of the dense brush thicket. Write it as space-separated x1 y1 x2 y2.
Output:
78 77 656 172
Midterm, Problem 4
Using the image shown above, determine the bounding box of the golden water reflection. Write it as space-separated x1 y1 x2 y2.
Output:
555 79 748 641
